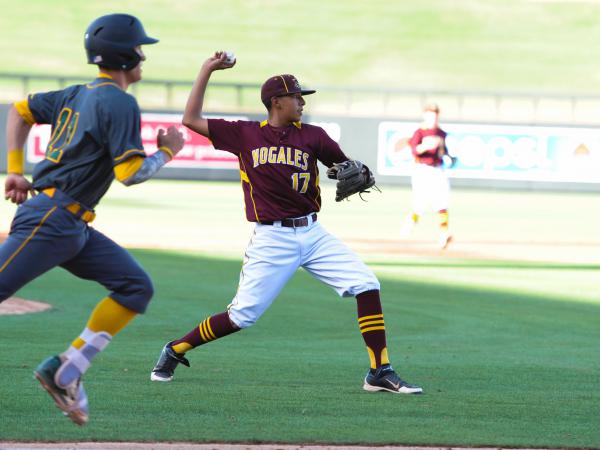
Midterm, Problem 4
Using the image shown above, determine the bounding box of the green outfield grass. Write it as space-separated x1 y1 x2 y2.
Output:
2 0 600 93
0 250 598 447
0 178 599 447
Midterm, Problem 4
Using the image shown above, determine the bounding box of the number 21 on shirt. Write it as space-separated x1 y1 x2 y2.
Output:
46 107 80 163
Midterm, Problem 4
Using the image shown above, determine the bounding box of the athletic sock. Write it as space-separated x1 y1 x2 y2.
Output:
356 290 390 370
85 296 137 335
438 209 449 230
56 297 137 388
57 329 111 388
171 311 240 354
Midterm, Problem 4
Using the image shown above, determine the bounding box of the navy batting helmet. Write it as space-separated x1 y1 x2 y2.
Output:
84 14 158 71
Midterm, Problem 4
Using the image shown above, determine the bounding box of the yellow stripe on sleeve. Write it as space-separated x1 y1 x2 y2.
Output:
114 149 146 163
14 99 35 125
7 148 24 174
114 155 145 182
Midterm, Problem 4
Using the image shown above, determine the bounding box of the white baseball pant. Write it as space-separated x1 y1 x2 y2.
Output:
227 215 380 329
411 163 450 215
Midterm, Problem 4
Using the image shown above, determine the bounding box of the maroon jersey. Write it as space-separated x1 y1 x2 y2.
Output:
409 127 447 167
208 119 348 222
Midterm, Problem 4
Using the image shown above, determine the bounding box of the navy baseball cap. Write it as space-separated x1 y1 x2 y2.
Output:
261 74 316 106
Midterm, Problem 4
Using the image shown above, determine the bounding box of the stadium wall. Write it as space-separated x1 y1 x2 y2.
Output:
1 103 598 192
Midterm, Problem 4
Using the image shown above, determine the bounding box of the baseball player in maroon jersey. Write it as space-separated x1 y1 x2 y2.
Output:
400 103 453 249
150 51 422 394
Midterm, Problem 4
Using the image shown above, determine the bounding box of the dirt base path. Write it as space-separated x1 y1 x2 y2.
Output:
0 297 51 315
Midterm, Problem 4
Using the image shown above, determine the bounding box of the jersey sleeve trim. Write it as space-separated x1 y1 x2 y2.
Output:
113 148 146 163
114 155 145 182
14 99 36 125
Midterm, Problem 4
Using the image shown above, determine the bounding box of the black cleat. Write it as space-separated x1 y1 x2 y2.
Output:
150 342 190 382
363 364 423 394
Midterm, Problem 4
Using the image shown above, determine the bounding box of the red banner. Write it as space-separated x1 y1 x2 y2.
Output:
27 112 245 169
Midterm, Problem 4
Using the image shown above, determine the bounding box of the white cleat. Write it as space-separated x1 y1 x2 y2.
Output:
439 232 453 249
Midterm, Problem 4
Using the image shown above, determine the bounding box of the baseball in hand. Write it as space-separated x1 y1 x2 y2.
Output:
224 51 236 64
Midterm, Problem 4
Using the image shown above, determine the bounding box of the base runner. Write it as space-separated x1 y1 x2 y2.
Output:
0 14 184 425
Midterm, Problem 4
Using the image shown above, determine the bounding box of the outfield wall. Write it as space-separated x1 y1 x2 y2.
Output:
1 103 599 192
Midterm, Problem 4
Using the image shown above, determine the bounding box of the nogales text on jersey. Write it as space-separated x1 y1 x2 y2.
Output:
251 146 309 170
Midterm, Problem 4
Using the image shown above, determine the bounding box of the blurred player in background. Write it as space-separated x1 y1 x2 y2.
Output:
0 14 184 425
401 103 454 249
150 51 423 395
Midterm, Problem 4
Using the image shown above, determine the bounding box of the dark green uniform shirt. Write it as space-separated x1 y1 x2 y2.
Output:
28 76 146 208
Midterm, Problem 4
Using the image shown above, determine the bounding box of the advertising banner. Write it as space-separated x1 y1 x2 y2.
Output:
26 113 343 170
26 113 246 169
378 122 600 183
21 106 600 185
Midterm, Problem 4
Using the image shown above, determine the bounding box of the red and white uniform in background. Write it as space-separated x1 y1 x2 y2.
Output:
208 118 380 328
401 103 453 249
409 126 450 215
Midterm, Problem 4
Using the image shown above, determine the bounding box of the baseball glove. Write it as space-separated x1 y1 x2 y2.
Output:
442 154 458 168
326 160 377 202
